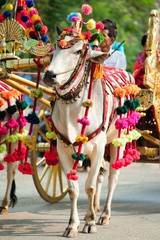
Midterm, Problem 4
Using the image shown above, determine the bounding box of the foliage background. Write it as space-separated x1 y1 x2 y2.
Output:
34 0 157 72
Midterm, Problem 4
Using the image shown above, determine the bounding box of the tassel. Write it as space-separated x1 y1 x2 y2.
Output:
93 63 103 79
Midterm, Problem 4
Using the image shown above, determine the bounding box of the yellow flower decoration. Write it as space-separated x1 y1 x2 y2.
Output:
46 131 57 140
60 31 67 35
112 138 126 147
76 136 88 144
87 19 96 30
30 88 43 99
22 136 36 151
78 34 85 40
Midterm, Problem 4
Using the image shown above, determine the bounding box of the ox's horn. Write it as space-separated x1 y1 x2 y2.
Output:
89 33 99 43
56 26 63 35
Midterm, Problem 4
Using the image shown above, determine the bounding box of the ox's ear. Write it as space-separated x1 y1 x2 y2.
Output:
56 26 63 35
87 49 109 64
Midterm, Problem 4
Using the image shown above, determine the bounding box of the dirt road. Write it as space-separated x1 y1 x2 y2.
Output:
0 162 160 240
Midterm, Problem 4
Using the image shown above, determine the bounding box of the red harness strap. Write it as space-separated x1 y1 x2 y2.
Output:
0 81 12 92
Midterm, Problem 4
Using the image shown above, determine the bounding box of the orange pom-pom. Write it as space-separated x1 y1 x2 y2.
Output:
0 98 5 107
59 39 67 47
114 87 126 98
10 89 22 99
1 91 13 100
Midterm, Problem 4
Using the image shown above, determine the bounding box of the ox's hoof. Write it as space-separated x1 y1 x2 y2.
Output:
97 212 110 225
63 227 78 238
0 207 8 215
82 223 97 234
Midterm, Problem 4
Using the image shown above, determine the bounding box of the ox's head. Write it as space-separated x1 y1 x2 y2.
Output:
43 26 108 90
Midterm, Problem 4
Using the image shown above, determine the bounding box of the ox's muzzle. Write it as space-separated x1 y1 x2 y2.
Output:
43 70 57 87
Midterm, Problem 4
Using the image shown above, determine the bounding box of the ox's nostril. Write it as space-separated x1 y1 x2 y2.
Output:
44 70 56 79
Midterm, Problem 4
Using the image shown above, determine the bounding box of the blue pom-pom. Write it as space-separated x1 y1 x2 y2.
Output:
20 15 29 23
25 113 40 124
3 11 11 19
26 0 34 8
41 34 48 42
67 12 79 23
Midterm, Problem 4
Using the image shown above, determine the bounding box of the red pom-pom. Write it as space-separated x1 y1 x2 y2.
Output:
67 170 79 181
96 21 104 31
0 163 4 171
13 146 26 161
0 14 5 23
81 4 92 15
44 151 59 166
40 25 48 34
4 154 16 163
124 154 133 167
82 31 92 40
34 19 43 25
18 162 34 175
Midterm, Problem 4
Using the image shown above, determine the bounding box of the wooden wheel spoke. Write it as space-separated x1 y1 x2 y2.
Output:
39 164 49 182
43 114 51 132
53 165 58 197
38 129 50 142
58 164 63 194
36 157 46 167
45 166 54 193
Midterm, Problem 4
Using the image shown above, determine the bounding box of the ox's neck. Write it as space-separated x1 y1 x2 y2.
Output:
52 76 104 144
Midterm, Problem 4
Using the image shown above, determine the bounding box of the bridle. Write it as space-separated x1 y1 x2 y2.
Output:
54 37 91 103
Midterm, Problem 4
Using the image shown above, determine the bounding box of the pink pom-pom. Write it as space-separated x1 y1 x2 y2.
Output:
0 163 4 171
26 22 34 28
0 126 8 135
6 118 19 129
40 25 48 34
127 117 136 126
77 117 90 126
71 16 79 22
47 116 52 123
95 21 104 31
81 4 92 15
17 115 27 127
69 29 74 34
115 118 128 129
29 10 38 16
124 154 133 167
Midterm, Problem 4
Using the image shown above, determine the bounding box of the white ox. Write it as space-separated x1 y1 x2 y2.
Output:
43 30 134 237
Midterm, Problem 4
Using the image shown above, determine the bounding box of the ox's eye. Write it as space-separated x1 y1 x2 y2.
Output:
74 50 82 55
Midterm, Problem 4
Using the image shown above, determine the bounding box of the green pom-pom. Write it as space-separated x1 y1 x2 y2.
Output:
34 23 42 32
0 0 6 6
72 153 77 160
132 99 140 110
0 110 6 121
116 105 128 115
16 100 28 110
6 105 17 115
78 153 85 161
124 100 133 109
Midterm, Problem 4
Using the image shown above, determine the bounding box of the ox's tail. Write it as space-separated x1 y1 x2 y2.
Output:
10 179 18 208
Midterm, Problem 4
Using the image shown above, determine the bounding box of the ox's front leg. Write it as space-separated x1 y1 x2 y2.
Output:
82 143 104 234
63 180 80 238
98 143 121 225
57 145 80 237
0 161 17 215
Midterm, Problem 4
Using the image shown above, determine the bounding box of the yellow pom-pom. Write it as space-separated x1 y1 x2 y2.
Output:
5 3 13 11
78 34 85 40
25 28 33 36
87 19 96 30
31 15 39 23
28 7 34 13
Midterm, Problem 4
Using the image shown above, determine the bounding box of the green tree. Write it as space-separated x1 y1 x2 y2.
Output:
34 0 155 72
